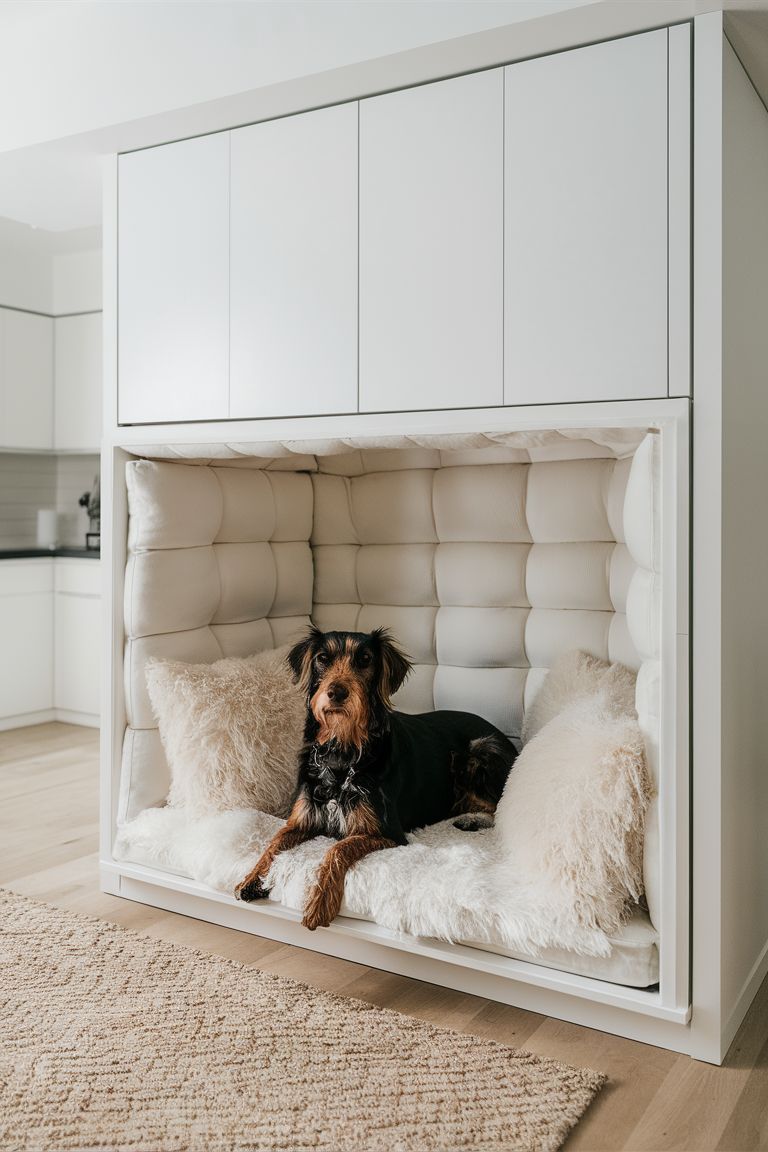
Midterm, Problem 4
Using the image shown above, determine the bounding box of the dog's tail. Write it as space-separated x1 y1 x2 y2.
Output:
468 733 517 774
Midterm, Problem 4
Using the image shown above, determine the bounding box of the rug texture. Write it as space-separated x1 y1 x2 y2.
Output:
0 889 605 1152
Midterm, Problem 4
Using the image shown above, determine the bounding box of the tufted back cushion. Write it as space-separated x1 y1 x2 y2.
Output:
311 458 639 739
118 437 661 931
119 461 314 823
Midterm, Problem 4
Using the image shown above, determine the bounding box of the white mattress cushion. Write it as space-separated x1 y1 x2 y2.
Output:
114 806 658 986
464 905 658 987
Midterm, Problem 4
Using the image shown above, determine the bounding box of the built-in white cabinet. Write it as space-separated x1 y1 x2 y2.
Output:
230 104 358 418
359 70 503 412
0 561 54 728
504 29 673 405
54 559 100 723
118 133 230 424
0 308 53 449
115 28 689 424
54 313 103 450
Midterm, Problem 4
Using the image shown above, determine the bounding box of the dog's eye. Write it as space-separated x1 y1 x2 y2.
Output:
357 650 372 668
314 654 327 670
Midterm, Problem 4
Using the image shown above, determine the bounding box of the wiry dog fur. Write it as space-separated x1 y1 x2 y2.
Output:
235 626 517 930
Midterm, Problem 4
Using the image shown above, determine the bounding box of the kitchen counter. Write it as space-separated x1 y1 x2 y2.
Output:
0 548 100 560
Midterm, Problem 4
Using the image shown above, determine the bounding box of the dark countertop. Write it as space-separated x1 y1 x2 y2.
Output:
0 547 101 560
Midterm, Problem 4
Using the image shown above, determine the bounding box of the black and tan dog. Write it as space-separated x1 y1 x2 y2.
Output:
234 626 517 930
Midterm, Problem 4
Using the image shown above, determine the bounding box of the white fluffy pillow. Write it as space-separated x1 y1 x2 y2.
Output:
497 650 651 937
145 645 304 819
522 649 637 745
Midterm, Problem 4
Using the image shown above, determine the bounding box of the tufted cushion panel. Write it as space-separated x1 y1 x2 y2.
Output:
122 462 314 743
312 455 640 736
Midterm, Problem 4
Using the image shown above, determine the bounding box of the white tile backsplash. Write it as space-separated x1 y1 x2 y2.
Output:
0 454 57 547
0 452 99 549
56 454 100 547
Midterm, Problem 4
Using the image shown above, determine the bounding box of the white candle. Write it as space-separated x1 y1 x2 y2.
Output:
36 509 58 550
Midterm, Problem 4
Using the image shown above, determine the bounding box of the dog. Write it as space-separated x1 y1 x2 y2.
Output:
234 626 517 930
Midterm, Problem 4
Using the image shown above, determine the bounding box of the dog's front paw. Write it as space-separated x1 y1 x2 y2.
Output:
301 884 340 931
235 874 270 903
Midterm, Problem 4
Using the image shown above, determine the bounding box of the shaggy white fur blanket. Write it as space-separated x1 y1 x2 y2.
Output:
115 803 614 959
115 651 651 959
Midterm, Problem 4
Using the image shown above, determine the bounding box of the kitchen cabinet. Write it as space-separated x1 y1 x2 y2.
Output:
54 559 101 724
118 133 230 424
358 69 503 413
54 313 103 450
0 561 54 728
230 103 358 418
0 308 53 449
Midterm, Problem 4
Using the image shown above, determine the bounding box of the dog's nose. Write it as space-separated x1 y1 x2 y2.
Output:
327 682 348 703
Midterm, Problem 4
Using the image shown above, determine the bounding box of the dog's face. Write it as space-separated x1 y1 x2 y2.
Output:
288 626 412 749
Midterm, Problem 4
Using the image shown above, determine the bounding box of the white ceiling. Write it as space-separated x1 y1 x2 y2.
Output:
0 1 597 154
0 147 104 234
0 215 101 257
1 0 766 241
0 0 596 234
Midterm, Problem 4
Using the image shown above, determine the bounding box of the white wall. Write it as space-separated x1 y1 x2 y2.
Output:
53 250 102 315
0 1 595 152
0 248 52 314
0 241 101 316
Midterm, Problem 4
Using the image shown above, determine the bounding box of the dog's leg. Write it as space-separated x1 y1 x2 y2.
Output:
451 733 517 832
302 835 396 931
235 794 316 902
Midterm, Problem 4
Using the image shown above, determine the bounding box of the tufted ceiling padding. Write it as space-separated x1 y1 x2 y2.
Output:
126 425 650 469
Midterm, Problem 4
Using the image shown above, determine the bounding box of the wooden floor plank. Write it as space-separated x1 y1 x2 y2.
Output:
620 953 768 1151
3 721 768 1152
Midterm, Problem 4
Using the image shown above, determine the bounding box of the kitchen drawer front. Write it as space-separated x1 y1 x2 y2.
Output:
0 560 54 597
54 558 101 597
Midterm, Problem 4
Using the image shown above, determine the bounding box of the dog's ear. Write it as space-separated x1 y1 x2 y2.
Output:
287 625 323 691
371 628 412 708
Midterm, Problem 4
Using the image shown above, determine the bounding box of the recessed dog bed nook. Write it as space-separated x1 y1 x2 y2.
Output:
104 414 689 1048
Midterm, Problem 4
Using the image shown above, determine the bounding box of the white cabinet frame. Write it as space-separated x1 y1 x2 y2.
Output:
100 13 768 1067
99 397 691 1055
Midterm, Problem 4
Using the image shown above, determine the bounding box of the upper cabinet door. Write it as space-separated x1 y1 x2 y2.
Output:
505 30 672 405
55 313 102 451
230 103 358 419
118 133 230 424
359 70 503 413
0 309 53 449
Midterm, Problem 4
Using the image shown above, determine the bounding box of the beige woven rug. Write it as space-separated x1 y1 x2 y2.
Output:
0 889 604 1152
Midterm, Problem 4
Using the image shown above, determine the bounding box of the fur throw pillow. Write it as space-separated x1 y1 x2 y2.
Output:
145 645 304 819
522 649 637 745
496 651 651 937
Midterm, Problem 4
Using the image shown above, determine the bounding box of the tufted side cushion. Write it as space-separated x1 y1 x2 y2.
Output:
120 461 314 821
312 457 639 739
622 434 662 928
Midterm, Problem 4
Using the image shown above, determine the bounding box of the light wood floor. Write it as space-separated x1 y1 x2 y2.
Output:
2 723 767 1152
